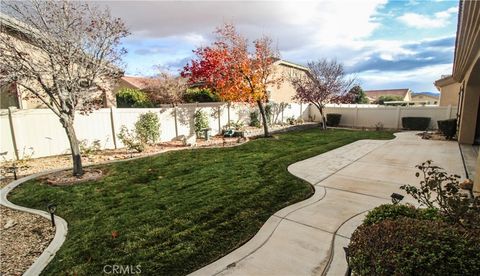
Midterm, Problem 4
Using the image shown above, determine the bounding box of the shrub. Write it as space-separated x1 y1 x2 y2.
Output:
183 88 220 103
374 122 384 131
377 95 403 105
363 204 440 226
401 117 431 130
79 139 101 156
194 110 209 134
349 218 480 276
117 126 145 153
326 113 341 127
249 111 261 127
286 116 296 125
116 88 152 108
228 120 244 130
401 160 480 228
135 112 160 145
437 118 457 140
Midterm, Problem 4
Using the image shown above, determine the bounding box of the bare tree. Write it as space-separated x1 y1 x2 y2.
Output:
142 71 188 106
0 0 129 176
290 59 355 129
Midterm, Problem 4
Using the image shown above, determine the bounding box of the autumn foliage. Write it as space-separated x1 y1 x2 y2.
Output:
182 24 282 136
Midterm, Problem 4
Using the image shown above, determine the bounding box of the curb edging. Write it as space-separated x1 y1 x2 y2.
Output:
0 169 68 276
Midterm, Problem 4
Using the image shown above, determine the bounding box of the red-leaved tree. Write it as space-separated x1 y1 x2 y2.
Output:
290 59 355 129
182 24 282 137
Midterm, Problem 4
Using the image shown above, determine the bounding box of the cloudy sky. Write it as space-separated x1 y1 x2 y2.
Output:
98 0 459 93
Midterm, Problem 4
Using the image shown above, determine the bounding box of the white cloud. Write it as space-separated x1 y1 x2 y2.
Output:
102 0 387 50
398 7 458 28
358 63 452 91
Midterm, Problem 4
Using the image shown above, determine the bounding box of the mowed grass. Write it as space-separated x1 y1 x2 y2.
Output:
9 128 394 275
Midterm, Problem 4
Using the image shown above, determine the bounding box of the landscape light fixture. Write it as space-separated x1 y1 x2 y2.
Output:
47 203 57 227
390 193 404 204
12 163 17 180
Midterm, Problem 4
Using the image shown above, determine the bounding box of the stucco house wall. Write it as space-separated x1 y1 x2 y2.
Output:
0 15 117 109
435 76 461 106
268 61 309 103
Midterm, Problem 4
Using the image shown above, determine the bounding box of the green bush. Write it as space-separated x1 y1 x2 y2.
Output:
194 110 209 134
135 112 160 144
183 88 220 103
401 117 431 130
286 116 296 125
326 113 341 127
349 218 480 276
363 204 440 226
377 95 403 105
249 111 261 127
437 118 457 140
79 139 101 156
116 88 153 108
117 126 145 152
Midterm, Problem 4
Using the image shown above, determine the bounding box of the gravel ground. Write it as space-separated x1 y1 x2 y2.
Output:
0 206 55 276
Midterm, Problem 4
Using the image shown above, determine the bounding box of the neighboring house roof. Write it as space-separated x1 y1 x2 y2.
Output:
274 59 309 72
364 89 411 100
120 76 153 90
0 13 41 42
434 75 457 88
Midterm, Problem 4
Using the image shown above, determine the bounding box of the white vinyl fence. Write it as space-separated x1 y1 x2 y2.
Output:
310 104 457 129
0 102 307 160
0 103 457 161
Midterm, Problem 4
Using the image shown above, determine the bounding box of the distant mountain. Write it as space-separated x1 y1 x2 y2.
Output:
412 91 440 96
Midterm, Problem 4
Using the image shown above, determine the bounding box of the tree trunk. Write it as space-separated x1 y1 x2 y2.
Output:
257 100 270 137
61 116 84 176
318 107 327 130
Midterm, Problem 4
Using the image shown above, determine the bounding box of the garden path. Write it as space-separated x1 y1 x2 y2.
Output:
190 132 465 276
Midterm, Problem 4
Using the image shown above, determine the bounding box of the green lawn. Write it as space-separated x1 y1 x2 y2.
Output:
9 129 394 275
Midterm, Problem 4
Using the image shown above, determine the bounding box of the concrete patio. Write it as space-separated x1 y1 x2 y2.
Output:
190 131 466 276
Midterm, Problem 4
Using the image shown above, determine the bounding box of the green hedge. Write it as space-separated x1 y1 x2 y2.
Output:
363 204 441 226
349 218 480 276
437 118 457 140
184 88 220 103
116 88 153 108
326 113 342 127
401 117 430 130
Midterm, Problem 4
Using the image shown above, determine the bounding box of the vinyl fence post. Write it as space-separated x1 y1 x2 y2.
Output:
227 102 231 125
396 106 402 129
354 104 359 128
110 107 118 149
7 107 19 160
174 105 179 137
299 103 303 119
218 106 221 134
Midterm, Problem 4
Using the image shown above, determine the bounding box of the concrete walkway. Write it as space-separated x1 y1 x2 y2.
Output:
190 132 465 276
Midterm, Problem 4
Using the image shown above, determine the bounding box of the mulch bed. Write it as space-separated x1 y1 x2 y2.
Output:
0 205 55 276
416 131 456 141
41 168 104 186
